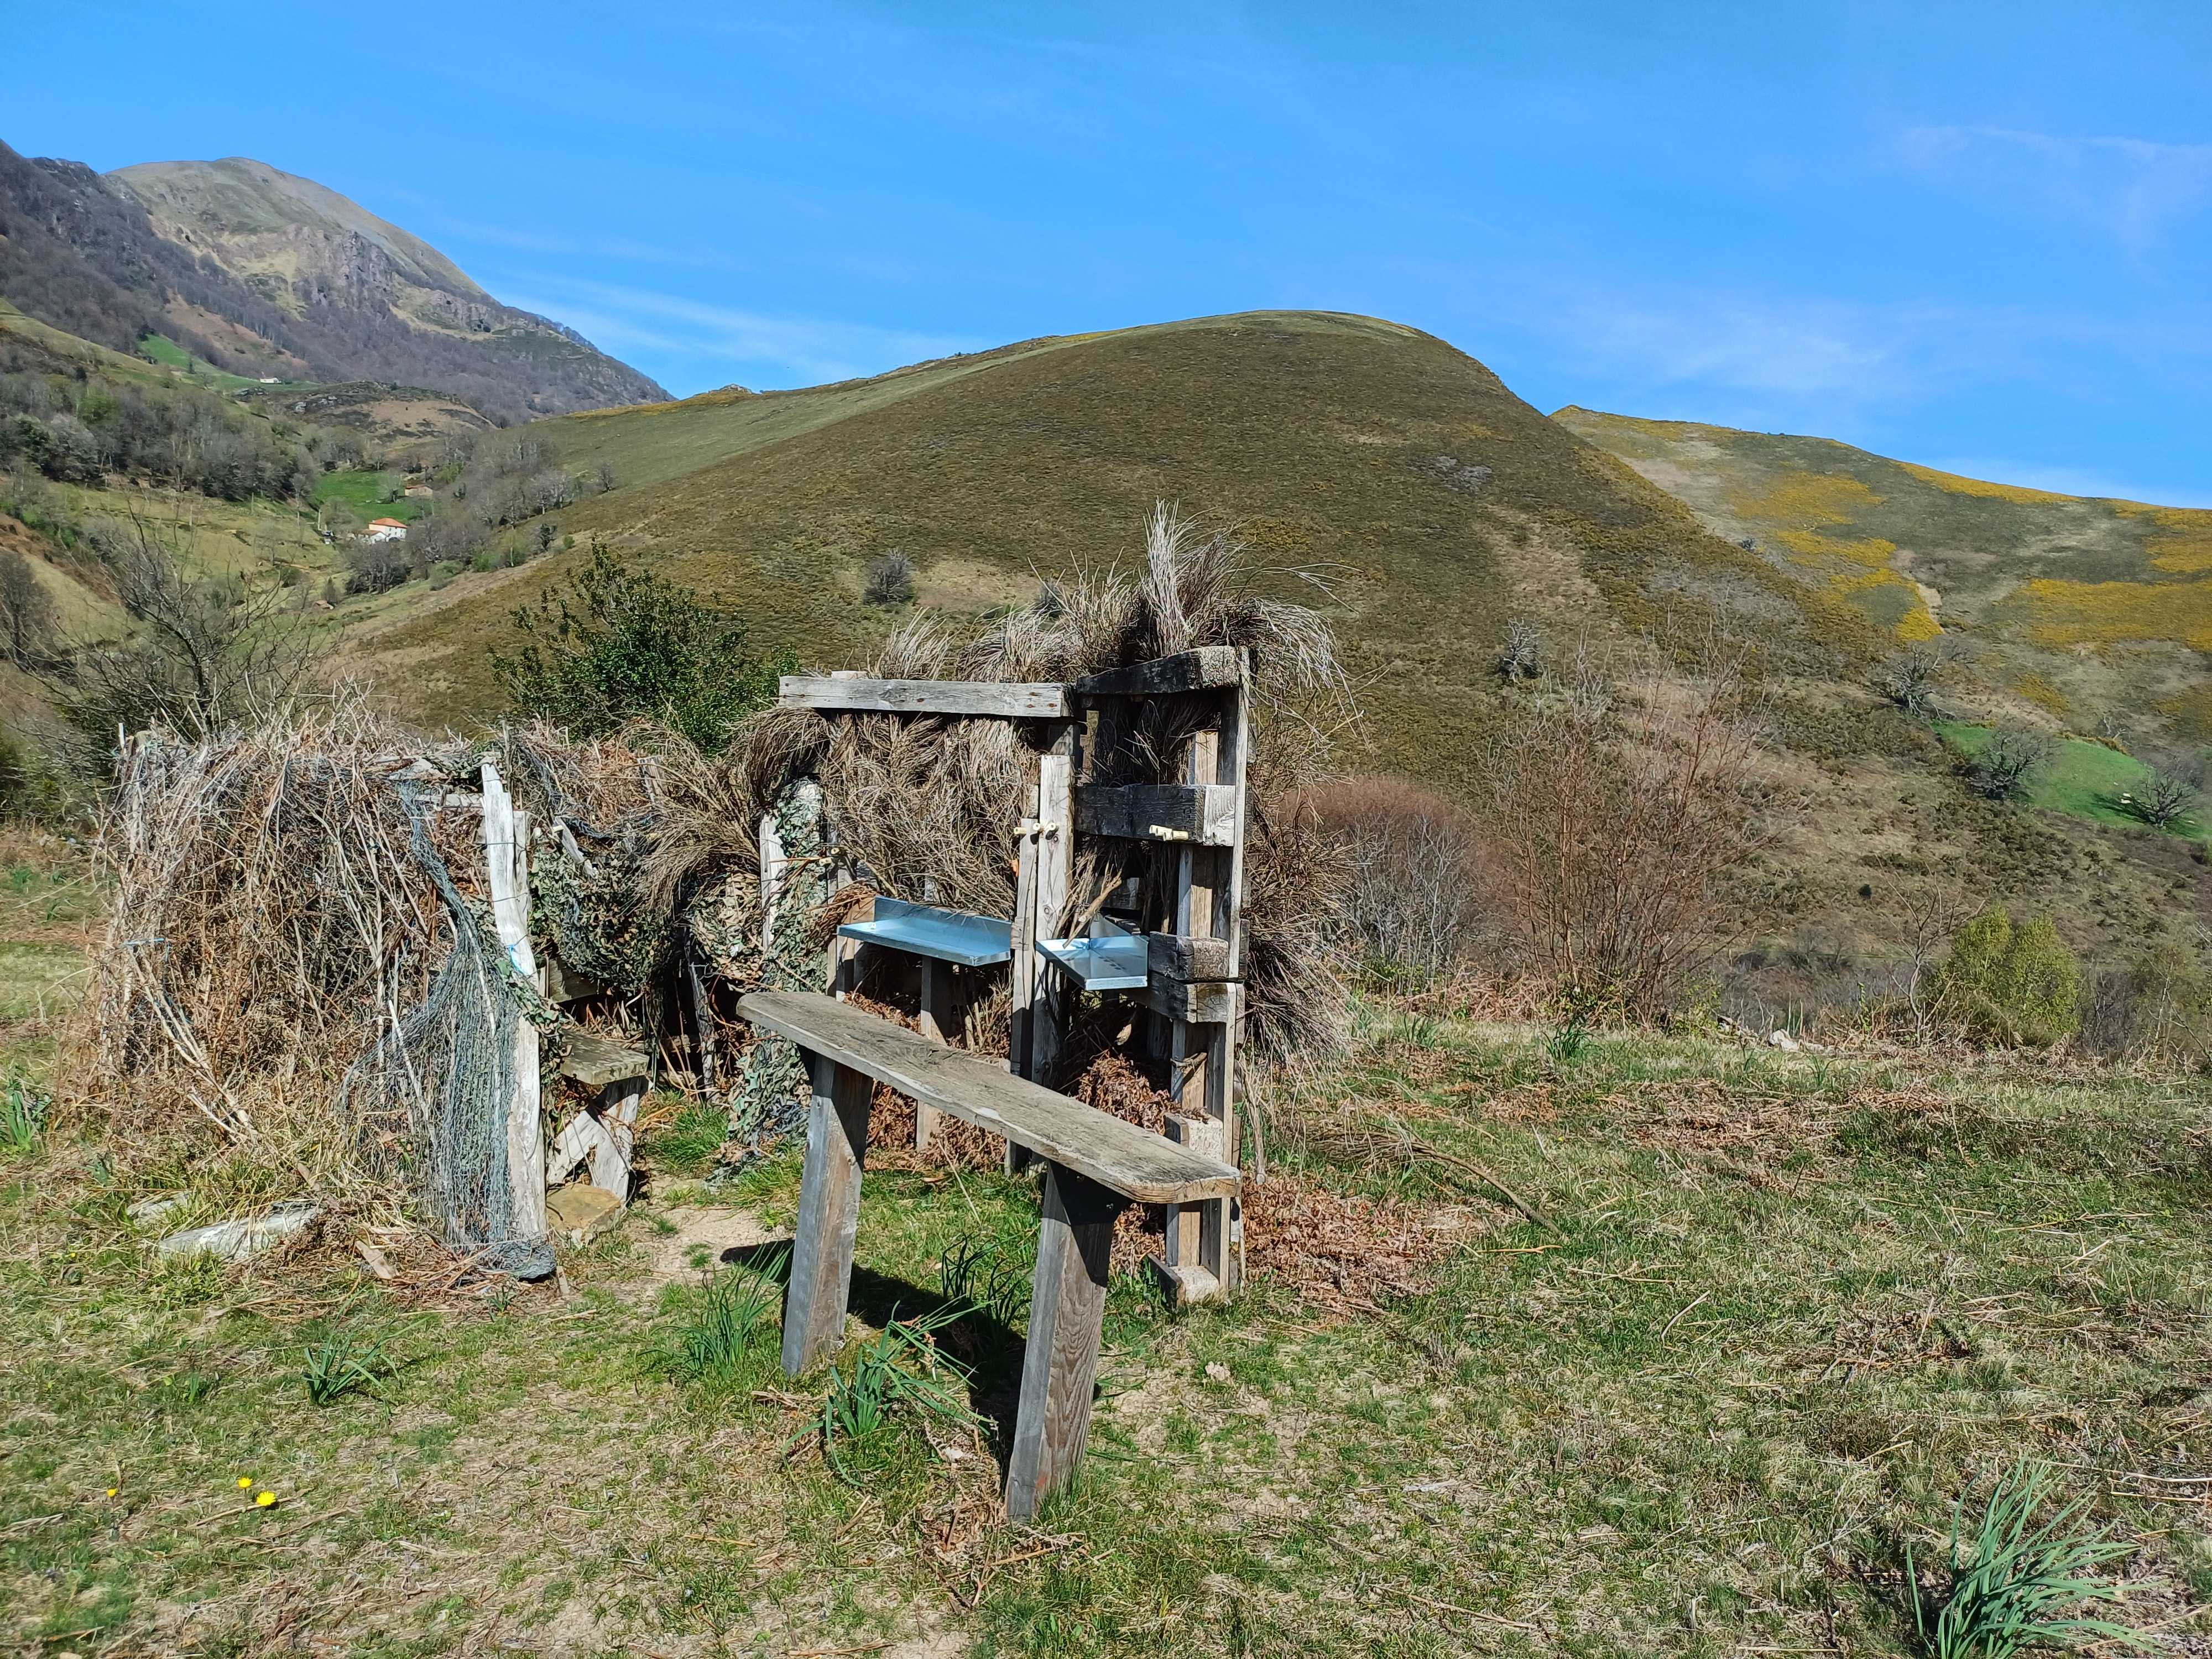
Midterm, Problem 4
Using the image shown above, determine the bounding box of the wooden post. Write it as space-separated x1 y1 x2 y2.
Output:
1148 657 1250 1301
915 956 951 1152
481 763 546 1250
1030 723 1075 1087
1006 771 1041 1173
781 1051 874 1375
759 808 787 953
1006 1161 1129 1521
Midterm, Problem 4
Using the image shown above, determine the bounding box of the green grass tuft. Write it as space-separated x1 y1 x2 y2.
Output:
1911 1460 2145 1657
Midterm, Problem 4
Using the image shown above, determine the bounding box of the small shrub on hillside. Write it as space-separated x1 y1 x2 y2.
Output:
1929 906 2081 1047
2123 757 2199 828
2085 940 2212 1062
1496 617 1543 682
1484 644 1783 1020
1302 776 1489 987
494 541 794 752
1877 643 1950 717
863 550 916 607
1965 726 2055 801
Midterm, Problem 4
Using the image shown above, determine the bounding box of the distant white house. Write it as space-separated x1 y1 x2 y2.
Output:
362 517 409 543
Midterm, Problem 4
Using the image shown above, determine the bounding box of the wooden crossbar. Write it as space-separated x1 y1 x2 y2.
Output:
738 991 1237 1204
779 676 1072 719
1071 647 1243 697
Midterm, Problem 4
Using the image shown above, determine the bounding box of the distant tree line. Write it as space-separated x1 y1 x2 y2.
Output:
0 361 319 501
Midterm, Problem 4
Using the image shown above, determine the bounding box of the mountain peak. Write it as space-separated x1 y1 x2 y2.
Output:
109 155 490 301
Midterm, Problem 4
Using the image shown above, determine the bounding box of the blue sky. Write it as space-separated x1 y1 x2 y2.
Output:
17 1 2212 502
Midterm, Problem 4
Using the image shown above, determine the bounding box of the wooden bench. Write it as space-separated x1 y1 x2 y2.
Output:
545 1031 649 1198
738 989 1240 1520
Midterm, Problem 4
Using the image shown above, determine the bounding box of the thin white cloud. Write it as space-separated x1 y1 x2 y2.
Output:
1898 124 2212 254
487 273 982 387
1559 297 1897 400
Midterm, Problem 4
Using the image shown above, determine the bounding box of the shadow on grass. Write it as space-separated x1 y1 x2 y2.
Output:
718 1242 1031 1473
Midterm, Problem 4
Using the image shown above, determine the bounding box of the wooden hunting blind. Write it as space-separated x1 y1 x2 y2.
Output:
749 646 1254 1516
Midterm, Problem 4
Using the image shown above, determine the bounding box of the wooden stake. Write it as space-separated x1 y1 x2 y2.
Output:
1006 1161 1128 1520
781 1052 873 1375
915 956 951 1152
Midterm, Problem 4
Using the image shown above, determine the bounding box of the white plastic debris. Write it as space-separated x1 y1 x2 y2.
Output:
1766 1030 1801 1052
155 1202 321 1261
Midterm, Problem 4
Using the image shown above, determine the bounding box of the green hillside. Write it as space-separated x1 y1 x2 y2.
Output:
1556 408 2212 744
356 311 1866 791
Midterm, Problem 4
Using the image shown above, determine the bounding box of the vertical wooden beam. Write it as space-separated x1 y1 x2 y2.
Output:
1030 722 1075 1085
758 808 787 953
781 1052 873 1376
915 956 951 1152
482 763 546 1251
1006 770 1041 1174
1006 1161 1128 1521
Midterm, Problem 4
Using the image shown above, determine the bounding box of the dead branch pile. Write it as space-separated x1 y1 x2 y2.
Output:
77 692 675 1190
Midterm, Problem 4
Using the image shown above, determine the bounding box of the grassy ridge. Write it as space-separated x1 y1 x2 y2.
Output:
1557 408 2212 743
358 311 1855 794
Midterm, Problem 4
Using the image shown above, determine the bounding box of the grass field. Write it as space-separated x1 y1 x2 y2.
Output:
1936 720 2205 838
134 332 288 394
315 469 425 526
4 963 2209 1655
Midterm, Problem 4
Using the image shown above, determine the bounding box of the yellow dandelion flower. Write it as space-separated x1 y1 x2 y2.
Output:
237 1476 253 1489
255 1490 276 1507
106 1488 118 1498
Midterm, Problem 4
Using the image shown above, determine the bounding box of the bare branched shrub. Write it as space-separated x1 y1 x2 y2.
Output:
1300 776 1488 987
1966 726 2054 801
1877 641 1953 716
863 550 916 607
1496 618 1543 683
49 512 311 756
2125 757 2200 828
1483 643 1782 1020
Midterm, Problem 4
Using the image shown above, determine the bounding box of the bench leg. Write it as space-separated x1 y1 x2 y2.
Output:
781 1053 873 1376
1005 1162 1128 1521
915 958 950 1152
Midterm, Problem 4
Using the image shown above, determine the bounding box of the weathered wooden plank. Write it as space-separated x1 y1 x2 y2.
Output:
914 957 950 1154
1070 647 1242 698
1074 784 1238 847
758 807 786 952
779 676 1072 719
1147 932 1235 983
1030 726 1074 1082
1157 1114 1227 1307
560 1032 648 1089
1005 1162 1128 1521
781 1055 874 1376
738 992 1239 1205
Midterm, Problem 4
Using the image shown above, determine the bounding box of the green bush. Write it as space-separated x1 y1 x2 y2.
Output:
1930 906 2082 1048
493 540 794 752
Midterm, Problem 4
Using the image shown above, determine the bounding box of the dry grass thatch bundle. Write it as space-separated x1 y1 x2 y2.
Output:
728 503 1357 1067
